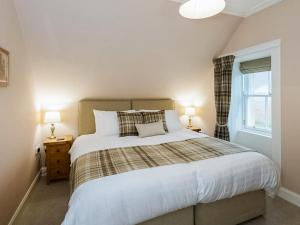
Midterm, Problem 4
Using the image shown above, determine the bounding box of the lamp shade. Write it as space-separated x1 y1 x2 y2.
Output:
179 0 226 19
185 107 196 116
44 111 61 124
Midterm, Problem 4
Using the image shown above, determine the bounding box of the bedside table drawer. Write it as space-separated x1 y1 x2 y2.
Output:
49 166 69 179
49 156 69 167
47 145 69 156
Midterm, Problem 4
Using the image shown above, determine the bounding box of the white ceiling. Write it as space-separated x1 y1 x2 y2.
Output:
171 0 282 17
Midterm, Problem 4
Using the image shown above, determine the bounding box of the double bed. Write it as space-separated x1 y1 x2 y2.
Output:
62 99 279 225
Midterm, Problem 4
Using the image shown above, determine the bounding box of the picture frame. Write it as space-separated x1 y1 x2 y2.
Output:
0 47 9 87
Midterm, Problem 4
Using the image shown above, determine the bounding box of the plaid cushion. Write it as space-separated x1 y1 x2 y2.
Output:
117 112 143 137
142 110 168 132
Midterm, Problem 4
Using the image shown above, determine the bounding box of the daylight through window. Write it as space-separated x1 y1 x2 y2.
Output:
242 71 272 133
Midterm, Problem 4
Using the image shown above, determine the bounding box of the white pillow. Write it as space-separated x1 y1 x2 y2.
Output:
93 110 136 136
165 110 182 132
135 121 166 138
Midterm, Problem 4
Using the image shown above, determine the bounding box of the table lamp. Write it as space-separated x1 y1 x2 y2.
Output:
44 111 61 139
185 107 195 128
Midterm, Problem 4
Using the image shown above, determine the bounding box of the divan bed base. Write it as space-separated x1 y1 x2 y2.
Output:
139 190 265 225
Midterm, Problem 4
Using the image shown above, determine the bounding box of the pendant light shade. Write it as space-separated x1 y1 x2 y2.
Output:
179 0 226 19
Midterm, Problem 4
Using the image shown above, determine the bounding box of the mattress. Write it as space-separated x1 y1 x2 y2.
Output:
62 129 279 225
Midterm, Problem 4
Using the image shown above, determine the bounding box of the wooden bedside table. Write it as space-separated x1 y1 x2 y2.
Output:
43 135 73 184
187 127 202 133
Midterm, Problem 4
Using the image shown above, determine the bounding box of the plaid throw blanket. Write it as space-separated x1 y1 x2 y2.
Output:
70 137 250 192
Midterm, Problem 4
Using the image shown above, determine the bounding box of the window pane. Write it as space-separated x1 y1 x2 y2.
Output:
269 73 272 94
246 97 266 129
267 97 272 130
245 71 270 95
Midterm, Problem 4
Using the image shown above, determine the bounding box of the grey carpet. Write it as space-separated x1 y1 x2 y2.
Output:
13 177 300 225
13 177 69 225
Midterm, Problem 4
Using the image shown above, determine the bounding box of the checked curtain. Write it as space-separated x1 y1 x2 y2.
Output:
213 55 235 141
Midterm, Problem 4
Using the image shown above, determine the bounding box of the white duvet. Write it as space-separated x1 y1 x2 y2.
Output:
62 129 279 225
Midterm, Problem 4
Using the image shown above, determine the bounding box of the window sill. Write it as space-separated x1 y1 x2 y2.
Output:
238 129 272 139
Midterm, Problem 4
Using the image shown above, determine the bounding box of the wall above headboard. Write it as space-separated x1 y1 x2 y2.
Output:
32 0 240 140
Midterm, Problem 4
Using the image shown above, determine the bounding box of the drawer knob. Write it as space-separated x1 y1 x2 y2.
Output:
57 170 60 174
56 149 60 153
57 160 60 163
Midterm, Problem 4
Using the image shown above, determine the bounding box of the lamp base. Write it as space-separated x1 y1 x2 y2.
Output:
48 135 56 139
187 116 193 128
49 123 56 140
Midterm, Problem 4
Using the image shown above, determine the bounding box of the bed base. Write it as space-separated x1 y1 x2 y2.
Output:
139 190 265 225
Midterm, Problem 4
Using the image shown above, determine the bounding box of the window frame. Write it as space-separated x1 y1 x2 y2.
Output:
241 71 272 134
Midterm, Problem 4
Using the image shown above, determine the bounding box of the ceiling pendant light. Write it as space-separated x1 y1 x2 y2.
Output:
179 0 226 19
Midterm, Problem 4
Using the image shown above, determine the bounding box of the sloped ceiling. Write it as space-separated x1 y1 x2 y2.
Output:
14 0 241 100
13 0 241 134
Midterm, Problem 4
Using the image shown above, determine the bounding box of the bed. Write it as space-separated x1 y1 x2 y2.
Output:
62 99 279 225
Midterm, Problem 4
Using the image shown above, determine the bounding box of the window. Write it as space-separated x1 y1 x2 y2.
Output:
242 71 272 133
229 41 280 167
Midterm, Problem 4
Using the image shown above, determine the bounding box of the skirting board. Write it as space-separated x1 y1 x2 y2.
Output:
8 170 41 225
41 166 47 176
278 187 300 207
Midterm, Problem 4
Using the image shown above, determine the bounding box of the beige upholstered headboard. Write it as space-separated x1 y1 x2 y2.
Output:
78 99 175 135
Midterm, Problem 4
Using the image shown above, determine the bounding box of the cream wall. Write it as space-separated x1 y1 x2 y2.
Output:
223 0 300 194
13 0 242 141
0 0 41 224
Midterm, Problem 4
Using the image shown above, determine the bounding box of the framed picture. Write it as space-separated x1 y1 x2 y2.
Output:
0 47 9 87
